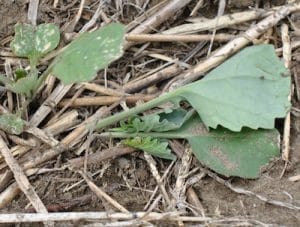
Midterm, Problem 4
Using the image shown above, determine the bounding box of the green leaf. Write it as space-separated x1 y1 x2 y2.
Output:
123 137 176 160
107 111 280 178
15 69 28 80
174 44 290 131
0 113 25 135
51 23 125 84
164 114 280 178
94 44 290 133
113 109 193 133
8 74 39 97
10 23 60 62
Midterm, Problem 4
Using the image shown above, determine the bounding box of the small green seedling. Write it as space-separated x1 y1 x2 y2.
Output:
1 23 125 97
0 23 125 133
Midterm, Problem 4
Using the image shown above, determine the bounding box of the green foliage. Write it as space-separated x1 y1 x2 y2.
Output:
10 23 60 65
172 45 290 131
0 113 25 135
113 109 193 133
8 73 39 97
123 137 176 160
170 114 280 178
52 23 125 84
96 44 290 133
109 111 280 178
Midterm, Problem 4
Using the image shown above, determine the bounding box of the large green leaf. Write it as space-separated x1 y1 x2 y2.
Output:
0 113 25 135
173 44 290 131
51 23 125 84
10 23 60 62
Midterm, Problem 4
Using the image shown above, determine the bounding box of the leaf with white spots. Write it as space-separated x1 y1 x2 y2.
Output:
34 23 60 55
51 23 125 84
10 23 60 61
10 24 35 58
0 113 25 135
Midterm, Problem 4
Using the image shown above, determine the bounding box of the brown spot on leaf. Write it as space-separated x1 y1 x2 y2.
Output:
211 146 238 171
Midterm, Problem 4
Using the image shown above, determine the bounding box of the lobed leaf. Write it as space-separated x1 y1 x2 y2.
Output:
173 44 290 131
113 109 192 133
52 23 125 84
123 137 176 160
0 113 25 135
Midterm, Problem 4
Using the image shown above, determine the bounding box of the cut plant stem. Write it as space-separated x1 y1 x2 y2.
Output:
95 91 177 130
99 131 189 139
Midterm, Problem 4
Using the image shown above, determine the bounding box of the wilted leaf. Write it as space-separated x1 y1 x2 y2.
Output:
173 45 290 131
10 23 60 62
0 113 25 135
123 137 176 160
52 23 125 84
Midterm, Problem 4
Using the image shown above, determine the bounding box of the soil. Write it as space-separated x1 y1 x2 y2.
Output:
0 0 299 226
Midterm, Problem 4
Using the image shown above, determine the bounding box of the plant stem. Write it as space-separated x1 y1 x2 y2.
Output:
98 131 188 139
95 91 177 130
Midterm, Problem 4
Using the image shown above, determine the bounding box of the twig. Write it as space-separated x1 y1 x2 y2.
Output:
0 212 272 225
281 23 292 165
190 0 204 16
144 161 175 211
83 82 125 96
64 0 86 33
288 174 300 182
58 94 157 107
30 83 73 127
169 3 300 89
172 148 192 211
0 136 48 213
126 0 169 32
79 171 129 213
27 0 39 25
207 0 226 56
125 33 233 43
53 0 59 8
144 153 172 208
80 1 105 33
186 187 206 217
44 110 79 134
0 183 20 209
163 6 279 35
126 0 193 48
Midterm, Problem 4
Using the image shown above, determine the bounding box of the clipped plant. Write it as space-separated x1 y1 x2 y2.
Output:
0 21 290 179
94 44 290 178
